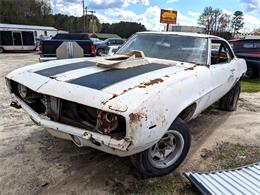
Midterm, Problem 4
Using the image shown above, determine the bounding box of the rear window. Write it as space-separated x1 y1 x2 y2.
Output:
242 42 260 49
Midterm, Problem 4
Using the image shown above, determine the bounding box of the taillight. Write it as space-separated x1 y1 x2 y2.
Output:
38 44 43 53
91 44 96 55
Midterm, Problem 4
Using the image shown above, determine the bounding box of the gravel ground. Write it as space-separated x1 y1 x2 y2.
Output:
0 53 259 195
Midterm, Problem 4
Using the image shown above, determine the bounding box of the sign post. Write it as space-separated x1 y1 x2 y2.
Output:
160 9 177 31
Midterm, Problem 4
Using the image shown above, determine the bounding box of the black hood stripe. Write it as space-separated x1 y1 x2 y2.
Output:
35 61 96 77
68 63 168 90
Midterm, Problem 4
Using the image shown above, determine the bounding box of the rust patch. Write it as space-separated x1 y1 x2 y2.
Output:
101 87 135 106
185 65 197 71
138 78 164 88
101 77 166 106
129 112 147 123
101 94 118 105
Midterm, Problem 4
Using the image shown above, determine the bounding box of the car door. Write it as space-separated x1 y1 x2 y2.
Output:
208 39 237 103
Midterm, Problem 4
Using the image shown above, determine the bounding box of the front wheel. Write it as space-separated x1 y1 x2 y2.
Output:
0 47 4 53
130 117 191 177
245 64 255 79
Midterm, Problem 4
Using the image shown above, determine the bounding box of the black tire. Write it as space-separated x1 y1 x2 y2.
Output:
97 48 104 56
130 117 191 177
245 64 255 79
219 81 240 111
0 47 4 53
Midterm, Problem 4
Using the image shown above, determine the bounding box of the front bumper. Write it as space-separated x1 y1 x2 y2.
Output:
11 94 132 156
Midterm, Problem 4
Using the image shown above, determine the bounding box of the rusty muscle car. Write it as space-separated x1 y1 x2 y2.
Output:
6 32 247 176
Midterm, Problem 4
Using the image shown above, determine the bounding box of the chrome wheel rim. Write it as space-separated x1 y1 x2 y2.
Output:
148 130 184 169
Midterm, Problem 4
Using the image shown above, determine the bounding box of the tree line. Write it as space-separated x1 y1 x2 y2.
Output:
198 6 245 39
0 0 146 38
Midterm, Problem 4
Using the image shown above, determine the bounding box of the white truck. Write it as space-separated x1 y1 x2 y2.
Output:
5 32 247 177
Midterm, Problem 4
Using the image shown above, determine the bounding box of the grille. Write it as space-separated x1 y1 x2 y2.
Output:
9 80 126 139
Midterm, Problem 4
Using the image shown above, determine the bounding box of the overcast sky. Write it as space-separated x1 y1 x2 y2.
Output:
50 0 260 32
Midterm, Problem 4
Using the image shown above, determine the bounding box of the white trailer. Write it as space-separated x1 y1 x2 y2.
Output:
0 23 58 53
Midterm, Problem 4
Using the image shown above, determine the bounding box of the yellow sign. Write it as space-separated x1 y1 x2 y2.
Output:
160 9 177 24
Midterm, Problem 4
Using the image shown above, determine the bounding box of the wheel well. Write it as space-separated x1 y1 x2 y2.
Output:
178 103 197 122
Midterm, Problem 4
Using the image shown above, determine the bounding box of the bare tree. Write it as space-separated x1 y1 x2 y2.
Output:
213 8 222 33
218 13 231 32
198 6 215 34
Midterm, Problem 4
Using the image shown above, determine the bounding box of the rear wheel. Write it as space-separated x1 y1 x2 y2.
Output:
219 81 240 111
130 117 191 177
245 64 255 79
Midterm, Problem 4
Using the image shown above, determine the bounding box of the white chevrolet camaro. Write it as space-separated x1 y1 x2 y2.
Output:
6 32 247 177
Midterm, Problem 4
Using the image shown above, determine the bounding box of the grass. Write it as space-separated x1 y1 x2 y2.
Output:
127 172 199 195
124 142 260 195
201 142 260 170
241 79 260 93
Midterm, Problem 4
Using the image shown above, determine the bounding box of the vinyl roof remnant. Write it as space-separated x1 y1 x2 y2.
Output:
185 162 260 195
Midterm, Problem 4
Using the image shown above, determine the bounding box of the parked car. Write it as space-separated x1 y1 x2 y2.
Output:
90 37 102 44
0 30 35 53
38 33 96 62
95 38 125 56
6 32 246 177
229 39 260 78
99 45 121 56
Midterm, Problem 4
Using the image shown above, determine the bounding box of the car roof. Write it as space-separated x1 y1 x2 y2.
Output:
106 38 123 40
137 31 224 39
229 39 260 42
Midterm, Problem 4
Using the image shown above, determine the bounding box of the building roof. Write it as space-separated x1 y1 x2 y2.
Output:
0 23 57 31
91 33 121 39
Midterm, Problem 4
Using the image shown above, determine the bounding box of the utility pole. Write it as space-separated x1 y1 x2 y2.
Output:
85 6 88 32
88 10 96 33
82 0 85 32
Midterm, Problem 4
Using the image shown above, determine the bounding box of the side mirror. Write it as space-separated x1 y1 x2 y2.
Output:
107 42 111 46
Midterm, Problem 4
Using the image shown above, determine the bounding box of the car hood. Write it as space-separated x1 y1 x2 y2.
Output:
6 57 197 113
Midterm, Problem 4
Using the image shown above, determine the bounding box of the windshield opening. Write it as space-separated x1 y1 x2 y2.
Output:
117 33 208 65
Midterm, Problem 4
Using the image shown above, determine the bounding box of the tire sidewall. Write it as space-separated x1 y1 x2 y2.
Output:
137 118 191 177
232 82 241 110
245 65 254 79
219 81 241 111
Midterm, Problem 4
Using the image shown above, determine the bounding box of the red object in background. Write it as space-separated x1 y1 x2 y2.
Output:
91 44 96 55
38 44 43 53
